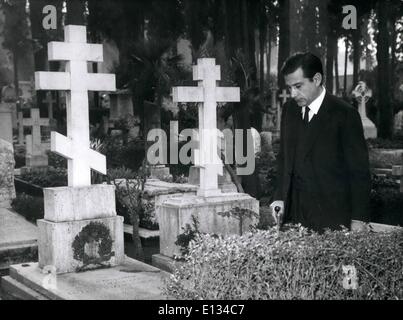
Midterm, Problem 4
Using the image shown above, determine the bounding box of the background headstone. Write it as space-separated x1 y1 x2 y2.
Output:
0 139 16 207
352 81 377 139
0 101 14 144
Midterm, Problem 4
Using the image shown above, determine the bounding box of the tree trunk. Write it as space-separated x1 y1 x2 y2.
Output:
66 0 86 25
335 43 340 94
352 28 360 87
131 206 144 262
326 31 336 93
258 0 267 92
267 28 272 81
277 0 290 89
376 1 393 138
344 38 348 95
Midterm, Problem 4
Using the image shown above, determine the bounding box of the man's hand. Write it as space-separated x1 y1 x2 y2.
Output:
269 200 285 225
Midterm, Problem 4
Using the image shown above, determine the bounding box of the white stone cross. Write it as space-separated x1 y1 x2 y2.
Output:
35 25 116 186
172 58 240 197
42 91 56 119
352 81 372 120
279 89 291 105
23 108 49 150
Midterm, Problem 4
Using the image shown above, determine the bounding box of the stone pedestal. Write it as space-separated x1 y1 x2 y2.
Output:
0 103 14 144
155 193 259 259
361 117 377 139
0 139 16 208
149 165 171 180
38 184 125 274
188 166 238 193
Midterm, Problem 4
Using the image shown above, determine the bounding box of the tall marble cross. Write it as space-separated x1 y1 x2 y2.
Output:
35 25 116 186
172 58 240 197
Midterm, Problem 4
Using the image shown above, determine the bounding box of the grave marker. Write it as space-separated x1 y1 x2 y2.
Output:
35 25 116 186
23 108 50 167
352 81 377 139
172 58 240 197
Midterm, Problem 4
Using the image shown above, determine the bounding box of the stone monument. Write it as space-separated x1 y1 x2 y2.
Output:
0 138 16 208
352 81 377 139
0 85 17 144
24 108 50 167
153 59 259 272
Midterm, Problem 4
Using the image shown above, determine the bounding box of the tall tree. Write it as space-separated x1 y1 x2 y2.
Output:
277 0 290 89
66 0 86 25
376 0 393 138
0 0 30 109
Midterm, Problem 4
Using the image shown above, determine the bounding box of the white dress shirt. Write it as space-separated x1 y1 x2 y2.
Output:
302 87 326 122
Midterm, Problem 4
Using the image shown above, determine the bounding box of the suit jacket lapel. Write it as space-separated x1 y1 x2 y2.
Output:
301 93 332 159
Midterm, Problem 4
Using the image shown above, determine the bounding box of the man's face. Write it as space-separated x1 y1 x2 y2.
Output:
284 67 322 107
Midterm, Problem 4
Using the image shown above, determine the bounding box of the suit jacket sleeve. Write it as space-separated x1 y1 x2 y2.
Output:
341 107 371 222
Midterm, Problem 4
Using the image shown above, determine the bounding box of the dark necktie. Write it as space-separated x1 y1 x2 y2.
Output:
303 106 310 124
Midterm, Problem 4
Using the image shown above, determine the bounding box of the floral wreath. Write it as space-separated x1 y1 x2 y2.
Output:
72 222 114 271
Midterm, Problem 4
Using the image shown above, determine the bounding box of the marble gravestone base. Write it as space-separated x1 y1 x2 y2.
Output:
2 258 169 300
188 166 238 193
153 192 259 272
0 139 16 208
38 184 125 274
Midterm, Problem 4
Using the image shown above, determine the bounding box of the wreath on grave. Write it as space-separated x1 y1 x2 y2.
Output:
72 222 114 272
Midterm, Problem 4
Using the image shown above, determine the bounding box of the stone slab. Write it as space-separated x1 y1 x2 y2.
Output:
1 276 47 300
157 193 259 257
188 166 238 193
5 258 170 300
0 139 16 207
38 216 124 274
392 166 403 176
0 208 37 249
152 254 182 274
44 184 116 222
150 166 171 180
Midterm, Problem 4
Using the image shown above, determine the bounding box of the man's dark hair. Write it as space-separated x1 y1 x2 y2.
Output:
281 52 324 84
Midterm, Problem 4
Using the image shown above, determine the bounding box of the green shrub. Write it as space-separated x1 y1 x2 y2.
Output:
370 174 403 226
11 193 44 223
20 167 67 188
47 151 67 169
165 226 403 300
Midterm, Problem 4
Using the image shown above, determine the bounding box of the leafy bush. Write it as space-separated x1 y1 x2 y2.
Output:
370 174 403 226
47 151 67 169
11 193 44 223
101 135 146 171
165 226 403 300
20 167 67 188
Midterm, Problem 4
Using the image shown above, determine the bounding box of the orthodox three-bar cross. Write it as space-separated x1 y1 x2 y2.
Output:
172 58 240 197
35 25 116 186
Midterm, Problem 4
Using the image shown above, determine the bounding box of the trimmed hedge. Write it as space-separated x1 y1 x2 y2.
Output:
165 226 403 300
11 193 44 223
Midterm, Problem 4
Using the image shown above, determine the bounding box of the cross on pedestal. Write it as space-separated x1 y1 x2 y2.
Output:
35 25 116 186
278 89 290 105
352 81 372 120
173 58 240 197
23 108 49 151
42 91 56 119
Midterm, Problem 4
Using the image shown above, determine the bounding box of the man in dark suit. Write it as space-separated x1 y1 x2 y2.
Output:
270 52 371 232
